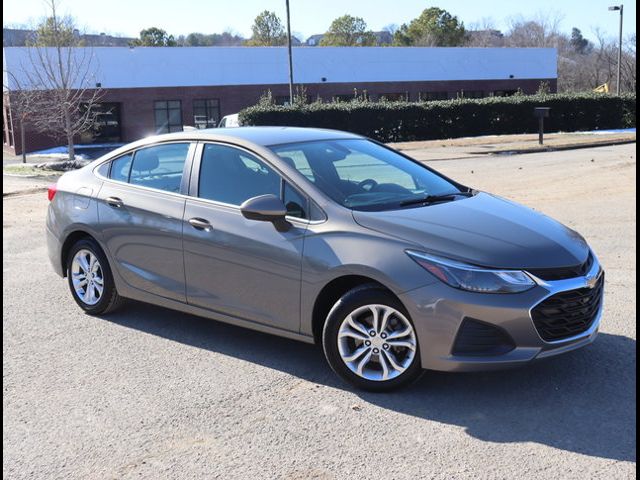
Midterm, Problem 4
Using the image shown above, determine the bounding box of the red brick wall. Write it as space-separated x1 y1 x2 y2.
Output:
4 78 557 155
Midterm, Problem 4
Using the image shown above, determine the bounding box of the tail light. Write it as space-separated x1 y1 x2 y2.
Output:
47 184 58 201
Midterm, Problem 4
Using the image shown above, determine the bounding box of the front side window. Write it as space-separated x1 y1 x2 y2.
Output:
283 182 307 219
128 143 190 193
198 144 280 206
193 99 220 129
154 100 183 134
270 139 463 211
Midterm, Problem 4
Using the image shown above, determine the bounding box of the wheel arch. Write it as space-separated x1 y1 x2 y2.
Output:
311 274 404 344
60 230 101 277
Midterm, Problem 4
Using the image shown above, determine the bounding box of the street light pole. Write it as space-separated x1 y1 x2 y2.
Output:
285 0 294 104
608 4 624 95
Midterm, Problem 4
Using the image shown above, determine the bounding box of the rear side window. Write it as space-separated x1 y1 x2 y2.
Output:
128 143 190 193
109 153 133 182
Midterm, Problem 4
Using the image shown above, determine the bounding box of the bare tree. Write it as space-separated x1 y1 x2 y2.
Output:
466 18 504 47
3 72 39 162
621 33 636 92
8 0 103 160
505 11 565 48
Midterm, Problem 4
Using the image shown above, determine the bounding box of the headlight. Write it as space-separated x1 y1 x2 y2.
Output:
406 250 536 294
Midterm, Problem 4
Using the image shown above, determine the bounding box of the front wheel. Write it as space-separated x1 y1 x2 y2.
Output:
322 286 423 391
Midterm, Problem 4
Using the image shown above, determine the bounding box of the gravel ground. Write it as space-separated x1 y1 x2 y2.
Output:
3 144 636 480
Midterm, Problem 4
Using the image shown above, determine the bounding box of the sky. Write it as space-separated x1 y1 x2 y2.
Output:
3 0 636 41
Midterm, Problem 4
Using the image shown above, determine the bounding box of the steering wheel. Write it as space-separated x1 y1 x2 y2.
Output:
358 178 378 192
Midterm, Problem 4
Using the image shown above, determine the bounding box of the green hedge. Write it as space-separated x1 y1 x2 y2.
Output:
239 93 637 143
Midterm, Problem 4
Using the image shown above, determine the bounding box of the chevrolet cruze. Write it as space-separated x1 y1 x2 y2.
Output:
47 127 604 391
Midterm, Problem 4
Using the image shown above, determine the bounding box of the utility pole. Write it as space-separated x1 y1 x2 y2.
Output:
608 5 624 95
285 0 294 104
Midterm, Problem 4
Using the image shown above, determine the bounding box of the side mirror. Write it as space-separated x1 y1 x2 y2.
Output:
240 194 287 222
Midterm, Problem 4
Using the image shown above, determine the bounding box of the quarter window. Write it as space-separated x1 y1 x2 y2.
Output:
154 100 183 134
128 143 190 193
198 144 280 206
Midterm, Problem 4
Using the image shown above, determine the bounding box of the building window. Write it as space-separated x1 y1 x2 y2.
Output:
333 94 357 103
154 100 183 134
275 95 315 106
80 102 122 144
193 99 221 129
420 92 449 101
456 90 485 99
379 93 409 102
275 96 292 106
491 90 518 97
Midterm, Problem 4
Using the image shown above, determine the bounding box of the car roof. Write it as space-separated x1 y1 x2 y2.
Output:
139 127 362 149
206 126 363 146
94 127 364 164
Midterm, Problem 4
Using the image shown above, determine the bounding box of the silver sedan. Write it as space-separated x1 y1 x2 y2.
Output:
46 127 604 391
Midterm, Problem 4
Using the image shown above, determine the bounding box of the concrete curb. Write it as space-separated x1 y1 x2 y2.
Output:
469 138 636 156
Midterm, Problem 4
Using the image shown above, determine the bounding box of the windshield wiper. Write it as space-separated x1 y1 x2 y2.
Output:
399 191 474 207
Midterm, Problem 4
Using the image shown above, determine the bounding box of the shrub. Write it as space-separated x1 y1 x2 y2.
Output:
239 93 637 143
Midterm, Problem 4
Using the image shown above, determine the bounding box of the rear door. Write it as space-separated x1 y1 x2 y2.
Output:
182 142 309 332
97 142 195 302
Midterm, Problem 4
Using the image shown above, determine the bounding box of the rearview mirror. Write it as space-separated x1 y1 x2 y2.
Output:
240 194 287 223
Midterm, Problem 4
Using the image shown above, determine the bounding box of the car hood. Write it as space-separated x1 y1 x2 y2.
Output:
352 193 590 269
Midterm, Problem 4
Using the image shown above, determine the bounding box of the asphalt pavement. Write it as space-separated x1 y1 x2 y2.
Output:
3 143 636 479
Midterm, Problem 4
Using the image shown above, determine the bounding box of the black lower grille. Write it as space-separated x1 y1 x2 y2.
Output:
452 319 516 356
531 273 604 341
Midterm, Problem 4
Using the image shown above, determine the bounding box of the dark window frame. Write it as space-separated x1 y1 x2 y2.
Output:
193 98 221 129
154 100 183 134
420 91 449 101
378 92 409 102
457 90 485 99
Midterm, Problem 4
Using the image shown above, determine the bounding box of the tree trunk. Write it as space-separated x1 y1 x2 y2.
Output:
20 120 26 164
64 108 75 161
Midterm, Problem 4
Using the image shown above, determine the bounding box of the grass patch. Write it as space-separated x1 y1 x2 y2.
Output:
3 164 63 177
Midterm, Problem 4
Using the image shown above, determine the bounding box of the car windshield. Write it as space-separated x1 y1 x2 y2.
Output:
269 139 465 211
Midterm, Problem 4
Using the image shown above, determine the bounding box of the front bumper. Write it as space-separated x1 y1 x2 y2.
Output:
400 257 604 372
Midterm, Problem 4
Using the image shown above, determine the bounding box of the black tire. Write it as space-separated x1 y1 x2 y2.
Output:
322 285 423 392
66 238 125 315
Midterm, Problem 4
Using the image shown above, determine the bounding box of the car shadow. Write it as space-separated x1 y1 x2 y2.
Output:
105 301 636 463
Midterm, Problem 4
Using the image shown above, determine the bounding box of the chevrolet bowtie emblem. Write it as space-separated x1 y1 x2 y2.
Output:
585 274 599 289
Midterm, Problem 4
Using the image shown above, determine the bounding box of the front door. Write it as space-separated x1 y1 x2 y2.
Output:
182 143 309 332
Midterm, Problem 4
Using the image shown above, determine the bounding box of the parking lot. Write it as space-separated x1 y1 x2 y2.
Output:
3 143 636 479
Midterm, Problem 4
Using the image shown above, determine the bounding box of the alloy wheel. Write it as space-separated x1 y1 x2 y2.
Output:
337 304 417 381
71 249 104 306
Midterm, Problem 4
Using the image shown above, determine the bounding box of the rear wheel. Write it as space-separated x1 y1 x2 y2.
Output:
322 286 423 391
66 238 124 315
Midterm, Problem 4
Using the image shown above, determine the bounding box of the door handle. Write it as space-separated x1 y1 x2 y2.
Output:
188 217 212 231
105 196 124 208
